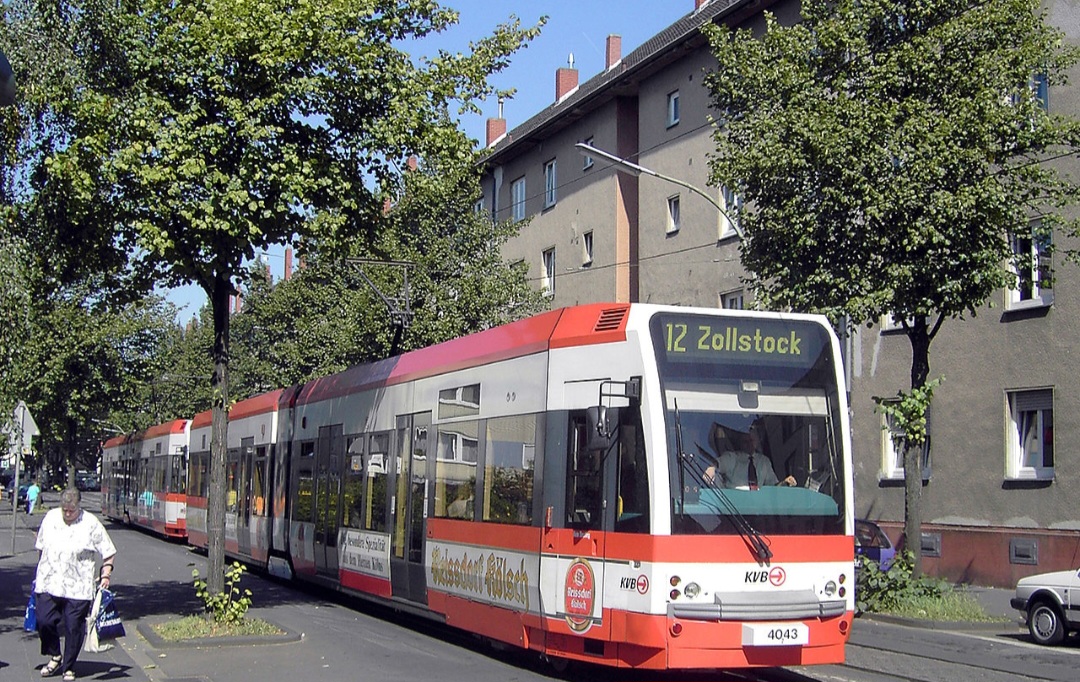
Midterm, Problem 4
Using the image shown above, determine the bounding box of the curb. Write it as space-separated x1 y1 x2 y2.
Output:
135 617 304 650
859 612 1024 633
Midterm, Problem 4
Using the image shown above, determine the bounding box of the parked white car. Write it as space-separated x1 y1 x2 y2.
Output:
1011 568 1080 645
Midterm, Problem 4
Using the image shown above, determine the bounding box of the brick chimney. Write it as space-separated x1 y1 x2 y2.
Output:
406 155 418 172
284 246 293 281
695 0 711 10
555 53 578 103
486 97 508 147
486 117 507 147
606 35 622 70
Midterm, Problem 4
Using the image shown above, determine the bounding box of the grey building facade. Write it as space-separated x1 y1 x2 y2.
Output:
478 0 1080 587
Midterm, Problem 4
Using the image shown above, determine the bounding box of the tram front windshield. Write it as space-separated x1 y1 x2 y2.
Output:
650 312 847 536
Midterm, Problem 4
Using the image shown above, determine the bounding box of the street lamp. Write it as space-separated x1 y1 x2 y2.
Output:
574 142 742 238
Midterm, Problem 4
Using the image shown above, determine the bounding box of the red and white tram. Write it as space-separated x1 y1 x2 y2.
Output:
101 419 190 538
105 302 854 670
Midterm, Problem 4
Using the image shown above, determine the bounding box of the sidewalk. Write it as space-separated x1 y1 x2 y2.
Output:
1 492 1027 682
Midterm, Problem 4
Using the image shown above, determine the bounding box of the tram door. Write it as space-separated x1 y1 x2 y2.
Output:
314 424 343 576
389 413 430 604
237 438 254 557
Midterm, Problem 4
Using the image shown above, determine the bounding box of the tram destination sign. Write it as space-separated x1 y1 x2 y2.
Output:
651 313 827 369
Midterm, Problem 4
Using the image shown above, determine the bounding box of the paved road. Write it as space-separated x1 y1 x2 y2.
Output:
4 492 1079 682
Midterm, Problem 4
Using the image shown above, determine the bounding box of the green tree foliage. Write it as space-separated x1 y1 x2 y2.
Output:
225 158 547 401
706 0 1080 574
15 292 177 481
3 0 543 591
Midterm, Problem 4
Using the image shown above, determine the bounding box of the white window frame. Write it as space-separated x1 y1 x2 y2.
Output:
582 137 594 170
511 176 526 222
542 248 556 296
719 185 741 239
720 289 744 310
667 90 680 127
879 399 931 481
581 230 593 266
1007 221 1053 310
666 194 681 234
1006 388 1054 480
544 159 557 208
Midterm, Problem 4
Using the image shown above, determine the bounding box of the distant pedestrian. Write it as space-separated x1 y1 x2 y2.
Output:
34 488 116 681
26 479 41 514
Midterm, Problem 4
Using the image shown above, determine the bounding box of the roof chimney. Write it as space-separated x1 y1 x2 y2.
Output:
486 99 507 147
695 0 711 10
606 35 622 70
284 246 293 281
555 53 578 103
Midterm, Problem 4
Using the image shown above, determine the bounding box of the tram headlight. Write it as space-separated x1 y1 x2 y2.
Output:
683 582 701 599
824 580 837 597
669 575 681 587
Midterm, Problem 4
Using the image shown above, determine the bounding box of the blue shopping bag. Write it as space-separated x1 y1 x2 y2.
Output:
95 588 125 640
24 584 37 632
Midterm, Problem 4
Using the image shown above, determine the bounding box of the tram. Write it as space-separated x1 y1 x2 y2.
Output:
101 419 190 538
102 302 854 670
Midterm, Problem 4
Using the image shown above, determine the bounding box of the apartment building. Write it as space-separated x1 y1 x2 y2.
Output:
477 0 1080 587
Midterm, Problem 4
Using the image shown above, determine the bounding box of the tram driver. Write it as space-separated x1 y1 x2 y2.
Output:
703 422 796 489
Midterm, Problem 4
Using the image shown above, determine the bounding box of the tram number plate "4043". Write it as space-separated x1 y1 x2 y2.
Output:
741 623 809 646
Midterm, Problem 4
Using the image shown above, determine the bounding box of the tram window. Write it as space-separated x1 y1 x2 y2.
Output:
365 432 390 532
226 453 239 512
342 435 365 528
252 459 267 516
435 422 478 520
615 419 650 534
483 415 536 525
567 416 603 531
292 466 314 522
189 452 209 498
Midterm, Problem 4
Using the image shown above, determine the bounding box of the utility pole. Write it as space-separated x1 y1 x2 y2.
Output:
9 401 39 554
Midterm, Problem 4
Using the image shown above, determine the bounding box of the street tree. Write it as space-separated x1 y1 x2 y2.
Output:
4 0 543 592
227 158 547 399
705 0 1080 574
16 292 177 482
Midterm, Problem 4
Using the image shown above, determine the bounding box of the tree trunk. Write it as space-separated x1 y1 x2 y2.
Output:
206 274 232 596
904 319 932 578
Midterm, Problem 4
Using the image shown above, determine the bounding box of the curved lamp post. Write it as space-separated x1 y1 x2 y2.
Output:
574 142 742 238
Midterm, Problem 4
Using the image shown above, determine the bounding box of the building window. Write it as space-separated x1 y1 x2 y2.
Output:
1008 221 1053 309
581 230 593 266
544 159 557 208
880 313 915 332
542 248 556 295
666 194 681 234
1033 72 1049 111
582 137 594 170
879 399 930 481
667 90 680 127
720 290 744 309
1006 389 1054 480
719 185 741 239
511 176 526 222
473 198 484 214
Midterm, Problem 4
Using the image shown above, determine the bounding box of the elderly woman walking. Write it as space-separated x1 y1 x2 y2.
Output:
33 488 116 680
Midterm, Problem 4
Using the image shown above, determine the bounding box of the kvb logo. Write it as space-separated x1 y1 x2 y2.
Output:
744 566 787 586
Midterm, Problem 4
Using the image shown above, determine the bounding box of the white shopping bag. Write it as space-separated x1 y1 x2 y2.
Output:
84 588 114 653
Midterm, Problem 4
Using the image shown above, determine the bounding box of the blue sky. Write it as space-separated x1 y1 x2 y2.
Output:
167 1 694 322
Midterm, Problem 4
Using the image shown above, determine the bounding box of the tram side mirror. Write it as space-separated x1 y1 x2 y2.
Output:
586 406 619 451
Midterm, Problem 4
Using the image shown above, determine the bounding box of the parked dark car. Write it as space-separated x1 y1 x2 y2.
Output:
75 472 99 491
1012 568 1080 645
855 519 896 571
5 482 29 506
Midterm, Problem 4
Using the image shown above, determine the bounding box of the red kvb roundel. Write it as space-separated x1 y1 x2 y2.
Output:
564 558 596 632
768 566 786 586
